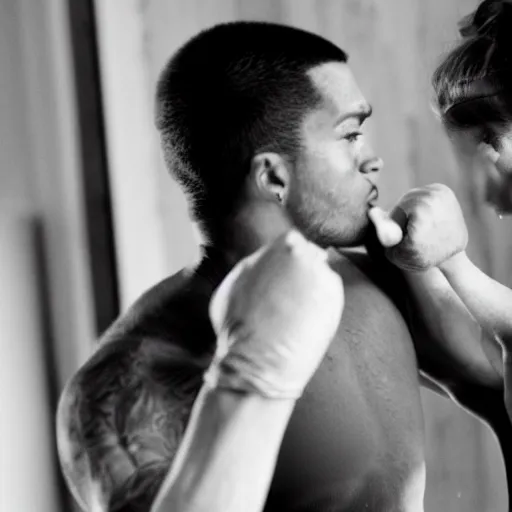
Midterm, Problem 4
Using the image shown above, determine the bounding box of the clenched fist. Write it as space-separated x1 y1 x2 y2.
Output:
203 230 345 399
368 183 468 271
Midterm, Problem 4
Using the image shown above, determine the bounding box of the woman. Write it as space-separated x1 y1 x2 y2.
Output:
433 0 512 410
367 10 512 506
434 0 512 214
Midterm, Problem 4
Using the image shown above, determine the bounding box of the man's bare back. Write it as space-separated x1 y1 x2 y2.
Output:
57 251 427 512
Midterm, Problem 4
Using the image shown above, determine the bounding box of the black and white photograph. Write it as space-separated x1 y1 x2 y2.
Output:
2 1 512 511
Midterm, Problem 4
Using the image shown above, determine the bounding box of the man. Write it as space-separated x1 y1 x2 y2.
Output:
56 21 510 512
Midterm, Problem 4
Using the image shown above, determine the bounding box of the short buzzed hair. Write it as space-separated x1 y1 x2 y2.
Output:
155 21 348 224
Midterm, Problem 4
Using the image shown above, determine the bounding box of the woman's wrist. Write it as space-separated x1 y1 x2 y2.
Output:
438 250 470 276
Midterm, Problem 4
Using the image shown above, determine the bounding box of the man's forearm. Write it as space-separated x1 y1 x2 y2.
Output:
151 384 295 512
440 252 512 347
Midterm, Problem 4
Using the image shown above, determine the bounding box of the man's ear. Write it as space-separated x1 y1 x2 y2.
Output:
248 152 291 205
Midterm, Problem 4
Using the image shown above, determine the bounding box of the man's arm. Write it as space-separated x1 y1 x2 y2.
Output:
153 231 343 511
57 340 296 512
151 386 294 512
57 231 343 512
56 338 206 512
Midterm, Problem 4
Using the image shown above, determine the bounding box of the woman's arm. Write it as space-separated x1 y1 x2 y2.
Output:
440 251 512 348
439 252 512 419
402 265 504 387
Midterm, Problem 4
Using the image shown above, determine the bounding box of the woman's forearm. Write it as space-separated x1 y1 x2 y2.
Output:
151 384 295 512
439 251 512 346
401 265 503 386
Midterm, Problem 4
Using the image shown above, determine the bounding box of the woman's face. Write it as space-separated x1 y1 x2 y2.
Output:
448 123 512 215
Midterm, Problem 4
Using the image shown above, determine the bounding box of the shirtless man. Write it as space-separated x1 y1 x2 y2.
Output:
56 21 510 512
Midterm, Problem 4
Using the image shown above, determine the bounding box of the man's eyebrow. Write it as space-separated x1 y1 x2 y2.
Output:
335 104 373 125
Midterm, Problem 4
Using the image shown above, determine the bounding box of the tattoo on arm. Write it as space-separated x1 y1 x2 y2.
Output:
57 338 209 511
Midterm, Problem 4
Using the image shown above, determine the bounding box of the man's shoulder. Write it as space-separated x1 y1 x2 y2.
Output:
329 246 410 315
56 336 208 510
102 264 216 352
330 246 372 274
328 246 396 283
66 336 210 408
57 337 207 435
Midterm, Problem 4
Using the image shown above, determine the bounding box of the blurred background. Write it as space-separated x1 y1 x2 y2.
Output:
2 0 511 511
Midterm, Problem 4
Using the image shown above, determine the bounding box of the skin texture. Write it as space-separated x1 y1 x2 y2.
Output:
57 62 510 512
57 332 210 511
288 64 381 247
149 232 343 512
58 251 427 512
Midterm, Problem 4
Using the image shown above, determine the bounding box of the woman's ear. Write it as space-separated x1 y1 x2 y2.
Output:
248 153 291 205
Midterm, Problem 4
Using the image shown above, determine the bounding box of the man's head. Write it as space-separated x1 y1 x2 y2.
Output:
155 21 382 247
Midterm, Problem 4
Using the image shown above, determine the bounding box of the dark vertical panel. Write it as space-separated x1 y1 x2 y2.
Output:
31 218 74 512
66 0 119 335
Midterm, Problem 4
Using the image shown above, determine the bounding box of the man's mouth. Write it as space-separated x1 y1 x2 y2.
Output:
368 187 379 206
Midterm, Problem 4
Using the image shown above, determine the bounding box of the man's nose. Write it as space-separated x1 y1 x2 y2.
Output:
360 156 383 175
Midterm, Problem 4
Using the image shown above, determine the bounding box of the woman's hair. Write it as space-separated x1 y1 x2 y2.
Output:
433 0 512 136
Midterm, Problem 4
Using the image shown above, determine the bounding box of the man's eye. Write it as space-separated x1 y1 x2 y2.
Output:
344 132 362 143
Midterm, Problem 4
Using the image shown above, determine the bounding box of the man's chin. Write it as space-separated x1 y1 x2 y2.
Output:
326 219 371 249
343 229 370 248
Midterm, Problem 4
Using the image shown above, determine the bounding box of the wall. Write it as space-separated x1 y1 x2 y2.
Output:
0 0 96 510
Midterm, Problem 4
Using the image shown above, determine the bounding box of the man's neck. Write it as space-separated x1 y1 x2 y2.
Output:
196 200 294 280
